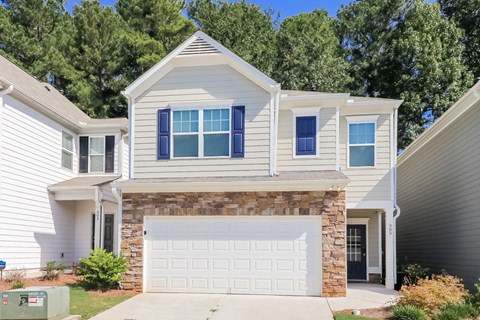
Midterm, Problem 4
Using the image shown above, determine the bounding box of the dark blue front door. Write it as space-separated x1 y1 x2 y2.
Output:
347 224 367 280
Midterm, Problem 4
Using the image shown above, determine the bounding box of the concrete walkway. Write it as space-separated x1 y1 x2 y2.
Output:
90 293 334 320
327 283 400 311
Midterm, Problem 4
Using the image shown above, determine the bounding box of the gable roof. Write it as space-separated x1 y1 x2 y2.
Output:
398 81 480 164
123 31 280 99
0 54 127 132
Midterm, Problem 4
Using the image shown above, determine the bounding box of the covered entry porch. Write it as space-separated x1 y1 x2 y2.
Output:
48 176 122 261
346 206 397 290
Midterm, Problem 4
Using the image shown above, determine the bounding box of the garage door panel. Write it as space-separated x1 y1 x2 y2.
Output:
145 217 322 296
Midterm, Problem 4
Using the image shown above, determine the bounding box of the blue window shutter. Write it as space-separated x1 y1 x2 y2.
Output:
157 109 170 160
231 106 245 158
296 116 316 155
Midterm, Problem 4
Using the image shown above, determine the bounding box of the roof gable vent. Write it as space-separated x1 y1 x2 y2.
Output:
178 37 221 56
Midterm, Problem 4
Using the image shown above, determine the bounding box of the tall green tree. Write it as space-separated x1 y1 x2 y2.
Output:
116 0 196 83
187 0 277 76
338 0 473 149
0 0 72 86
439 0 480 79
274 9 351 92
65 0 127 118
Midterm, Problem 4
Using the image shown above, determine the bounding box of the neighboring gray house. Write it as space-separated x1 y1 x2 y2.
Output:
397 81 480 290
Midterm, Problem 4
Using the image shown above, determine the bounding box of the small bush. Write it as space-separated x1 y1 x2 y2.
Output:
41 261 66 280
435 303 480 320
402 264 430 286
400 275 469 317
11 280 25 289
5 268 26 283
77 249 127 291
392 305 429 320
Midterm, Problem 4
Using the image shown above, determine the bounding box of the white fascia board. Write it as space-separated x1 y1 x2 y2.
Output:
114 179 349 193
346 201 394 210
124 31 278 99
398 81 480 165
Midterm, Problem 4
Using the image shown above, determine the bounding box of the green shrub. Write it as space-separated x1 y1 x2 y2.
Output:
400 275 469 317
392 305 429 320
401 263 430 286
11 280 25 289
77 249 127 291
41 261 66 280
435 303 480 320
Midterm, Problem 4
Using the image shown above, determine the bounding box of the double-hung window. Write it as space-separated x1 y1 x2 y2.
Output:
79 135 115 173
61 130 74 170
172 109 230 158
348 122 376 167
89 137 105 172
295 116 317 156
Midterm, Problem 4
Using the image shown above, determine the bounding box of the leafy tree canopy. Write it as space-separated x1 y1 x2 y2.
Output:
187 0 277 76
274 9 351 93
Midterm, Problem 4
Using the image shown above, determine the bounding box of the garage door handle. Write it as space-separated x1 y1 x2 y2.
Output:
144 231 147 235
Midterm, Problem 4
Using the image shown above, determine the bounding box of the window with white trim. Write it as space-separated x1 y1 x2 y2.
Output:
89 136 105 172
348 122 375 167
61 130 74 170
172 109 230 158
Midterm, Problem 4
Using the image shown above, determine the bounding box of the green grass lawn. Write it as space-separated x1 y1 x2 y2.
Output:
334 314 381 320
69 286 132 319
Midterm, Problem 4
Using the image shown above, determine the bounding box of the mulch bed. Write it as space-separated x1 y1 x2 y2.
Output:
0 273 136 297
335 307 393 319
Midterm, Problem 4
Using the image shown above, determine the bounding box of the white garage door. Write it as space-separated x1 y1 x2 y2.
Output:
144 216 322 296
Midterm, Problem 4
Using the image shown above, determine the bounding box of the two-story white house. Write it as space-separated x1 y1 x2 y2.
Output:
0 54 128 274
114 32 402 297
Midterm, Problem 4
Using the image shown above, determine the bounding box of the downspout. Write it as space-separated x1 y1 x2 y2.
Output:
122 91 134 179
112 186 122 256
273 84 281 176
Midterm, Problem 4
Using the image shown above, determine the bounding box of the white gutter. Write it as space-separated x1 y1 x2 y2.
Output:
335 106 340 171
112 186 122 256
273 84 281 176
122 92 134 179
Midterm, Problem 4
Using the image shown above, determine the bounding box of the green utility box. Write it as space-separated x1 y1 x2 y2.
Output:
0 286 69 320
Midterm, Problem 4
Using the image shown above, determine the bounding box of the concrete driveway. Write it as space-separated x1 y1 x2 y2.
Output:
90 293 334 320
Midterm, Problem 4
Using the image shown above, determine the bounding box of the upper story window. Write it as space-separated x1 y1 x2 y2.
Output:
79 135 115 173
295 116 317 156
157 106 245 160
172 109 230 158
61 130 74 170
348 122 376 167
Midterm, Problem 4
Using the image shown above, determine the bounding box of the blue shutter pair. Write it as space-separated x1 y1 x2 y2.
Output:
296 116 316 156
157 106 245 159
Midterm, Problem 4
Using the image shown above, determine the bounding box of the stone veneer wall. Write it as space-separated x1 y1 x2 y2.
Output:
121 191 346 297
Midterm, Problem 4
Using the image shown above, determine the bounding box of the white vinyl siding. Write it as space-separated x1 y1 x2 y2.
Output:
340 114 392 203
276 107 337 172
397 102 480 291
0 95 77 269
133 65 271 178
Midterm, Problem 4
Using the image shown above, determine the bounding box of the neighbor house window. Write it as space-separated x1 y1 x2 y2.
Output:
172 109 230 158
61 130 74 170
295 116 317 156
89 137 105 172
349 122 376 167
79 135 115 173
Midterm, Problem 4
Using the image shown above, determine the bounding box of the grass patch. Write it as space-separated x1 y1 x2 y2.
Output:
69 286 131 319
335 314 381 320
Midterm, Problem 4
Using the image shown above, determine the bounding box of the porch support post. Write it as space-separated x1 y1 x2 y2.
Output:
384 207 395 289
94 187 103 250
